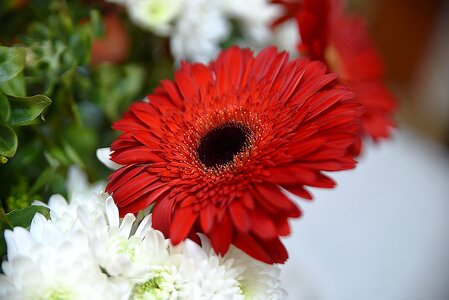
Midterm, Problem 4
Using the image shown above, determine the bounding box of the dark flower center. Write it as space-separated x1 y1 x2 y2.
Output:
197 122 250 168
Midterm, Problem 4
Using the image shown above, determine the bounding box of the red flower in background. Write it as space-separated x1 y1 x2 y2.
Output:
91 13 130 66
106 46 361 264
273 0 396 154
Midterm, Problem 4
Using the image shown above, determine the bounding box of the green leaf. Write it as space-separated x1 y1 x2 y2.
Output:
4 206 49 228
8 94 52 126
0 46 26 84
0 72 26 97
0 208 12 229
29 168 54 195
0 206 50 256
0 93 10 124
89 9 104 38
49 147 71 167
93 64 145 121
0 125 18 158
63 141 85 168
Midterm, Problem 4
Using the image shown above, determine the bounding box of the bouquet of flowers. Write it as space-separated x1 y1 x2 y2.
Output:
0 0 395 299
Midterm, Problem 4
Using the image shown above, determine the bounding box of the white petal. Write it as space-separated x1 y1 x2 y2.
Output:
67 165 88 195
126 0 183 35
119 214 136 238
29 213 48 239
47 194 69 212
96 148 123 170
181 239 208 262
135 214 152 238
105 197 120 228
5 228 32 259
197 233 212 254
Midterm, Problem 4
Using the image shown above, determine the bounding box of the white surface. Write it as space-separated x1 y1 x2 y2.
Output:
281 129 449 300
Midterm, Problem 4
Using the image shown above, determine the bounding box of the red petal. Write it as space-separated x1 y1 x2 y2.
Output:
131 104 162 127
288 136 326 157
145 184 172 207
160 80 184 108
234 232 271 263
199 204 215 233
241 191 255 209
308 89 353 119
276 217 291 236
112 147 162 164
170 206 198 245
283 185 313 200
233 232 288 264
190 63 213 87
107 165 145 192
132 131 160 148
111 175 159 206
250 209 278 240
259 236 289 264
112 112 148 132
152 196 175 237
208 211 233 255
175 66 197 101
253 184 301 218
269 166 317 185
229 201 251 233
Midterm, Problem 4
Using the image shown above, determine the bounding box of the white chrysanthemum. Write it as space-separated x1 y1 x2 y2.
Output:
126 0 183 35
35 192 105 234
178 239 243 300
91 195 155 281
66 165 105 196
85 195 221 299
0 214 117 300
272 20 300 56
199 235 287 300
127 231 201 299
170 0 230 63
33 166 107 233
3 164 286 299
222 0 281 48
227 248 287 300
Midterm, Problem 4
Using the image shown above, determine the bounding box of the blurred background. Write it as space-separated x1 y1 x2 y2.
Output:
281 1 449 299
0 0 448 299
358 0 449 146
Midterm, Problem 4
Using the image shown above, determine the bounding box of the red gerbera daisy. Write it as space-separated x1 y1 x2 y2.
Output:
106 46 361 264
273 0 396 153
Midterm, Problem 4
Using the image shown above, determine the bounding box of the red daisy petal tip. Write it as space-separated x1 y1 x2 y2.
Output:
106 46 361 264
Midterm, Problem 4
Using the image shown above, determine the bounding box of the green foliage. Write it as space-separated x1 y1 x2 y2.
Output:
24 3 96 95
6 176 43 211
0 94 11 124
8 94 52 126
90 63 145 121
0 0 162 213
0 72 26 97
0 46 52 162
0 0 178 217
0 125 17 160
0 1 179 265
0 0 188 267
0 46 25 83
